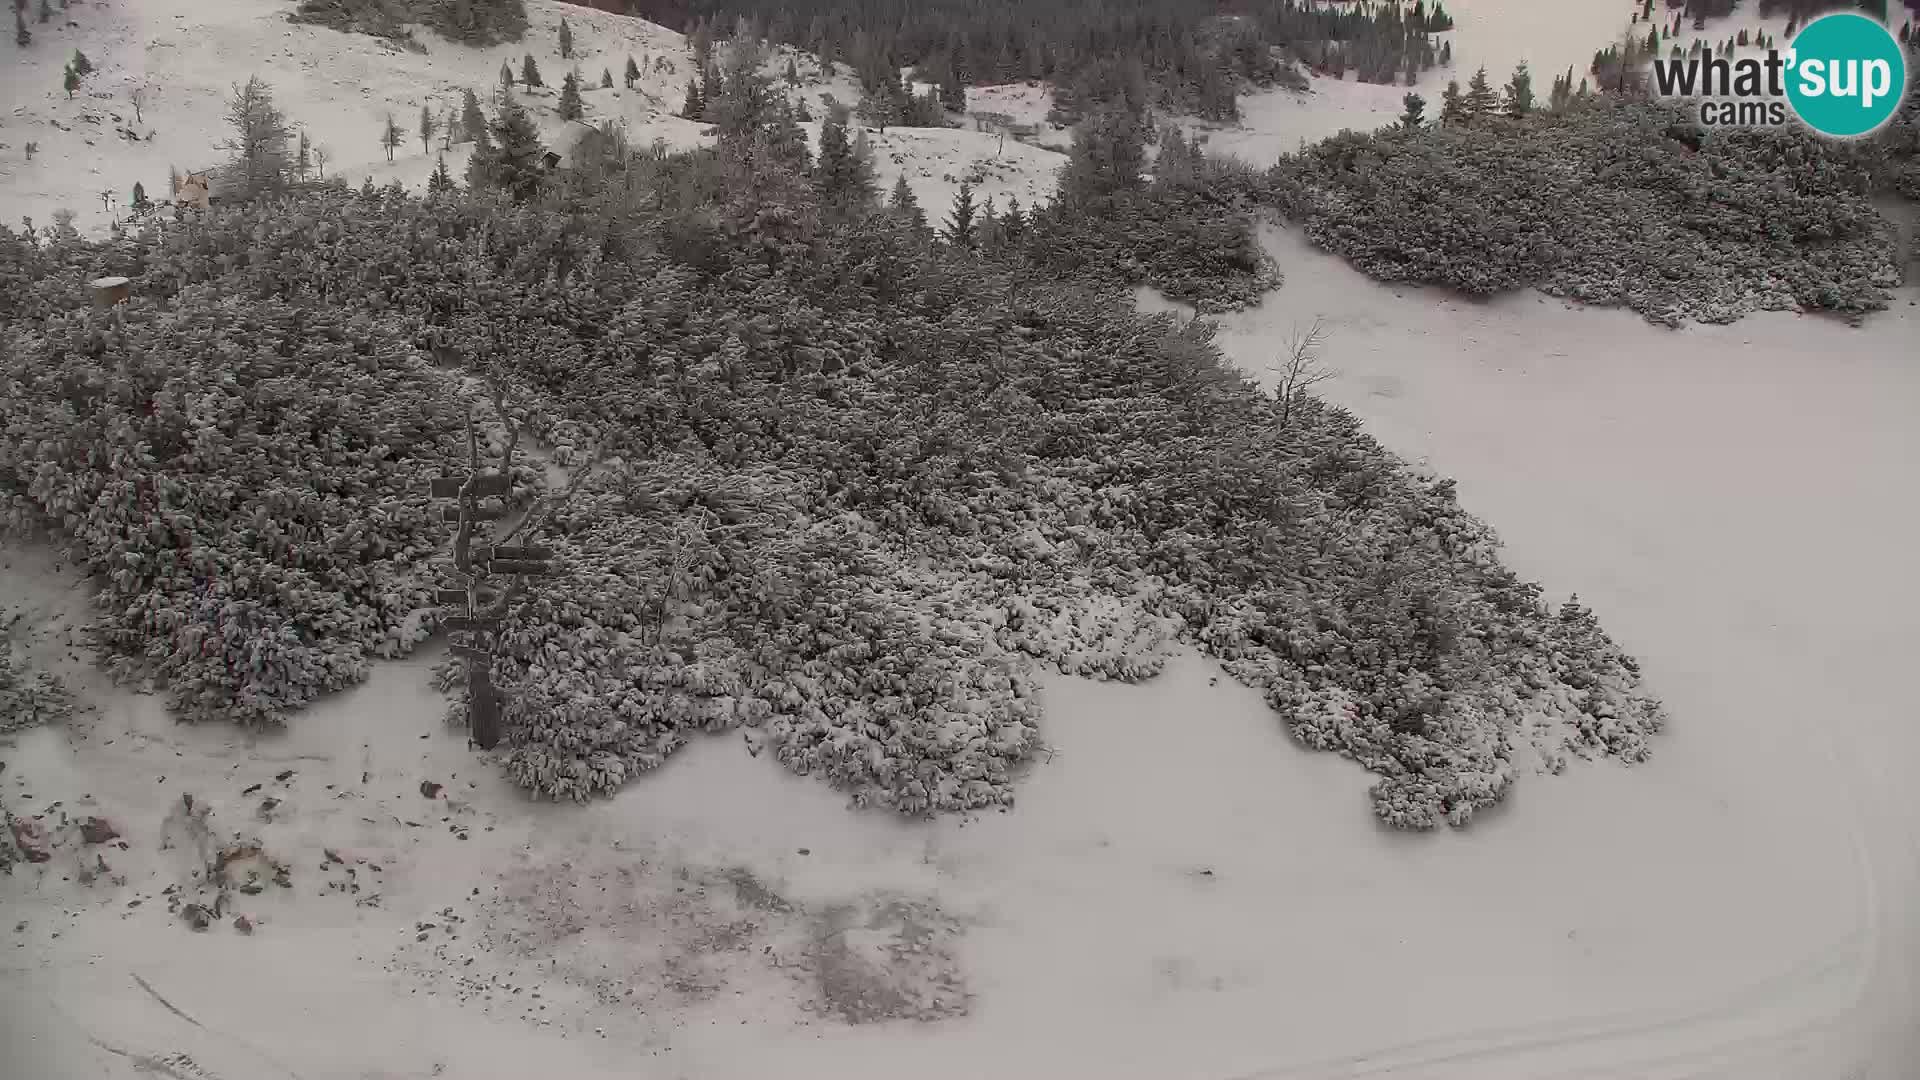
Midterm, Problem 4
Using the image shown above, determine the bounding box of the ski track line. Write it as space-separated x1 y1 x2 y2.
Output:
1222 928 1865 1080
120 971 307 1080
132 972 207 1030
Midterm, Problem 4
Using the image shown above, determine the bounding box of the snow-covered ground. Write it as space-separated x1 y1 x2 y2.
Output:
0 0 1065 234
1182 0 1659 164
1440 0 1643 94
7 231 1915 1080
963 81 1074 150
0 0 700 230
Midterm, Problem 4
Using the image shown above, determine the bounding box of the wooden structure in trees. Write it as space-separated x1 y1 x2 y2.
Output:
966 110 1038 157
90 276 131 308
542 119 614 171
176 172 213 209
428 420 555 751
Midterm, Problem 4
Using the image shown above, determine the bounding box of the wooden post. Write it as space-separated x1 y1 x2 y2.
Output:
469 665 500 750
427 462 553 752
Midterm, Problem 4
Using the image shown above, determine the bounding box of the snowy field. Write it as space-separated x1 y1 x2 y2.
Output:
5 2 1920 1079
6 234 1914 1080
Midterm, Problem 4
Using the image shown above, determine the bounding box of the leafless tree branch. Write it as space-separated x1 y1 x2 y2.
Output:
1270 318 1334 427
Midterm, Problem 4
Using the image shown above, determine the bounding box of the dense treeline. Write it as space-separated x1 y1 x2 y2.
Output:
663 0 1449 122
0 65 1664 827
1260 39 1919 325
289 0 529 47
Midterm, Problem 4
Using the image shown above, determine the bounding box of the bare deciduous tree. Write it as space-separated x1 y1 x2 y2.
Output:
381 112 405 162
1269 319 1334 426
130 85 144 124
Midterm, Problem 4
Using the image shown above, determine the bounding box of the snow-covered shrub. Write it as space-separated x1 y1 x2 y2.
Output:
1268 98 1904 326
1023 149 1282 313
0 642 72 735
290 0 525 47
0 170 1667 826
0 288 483 724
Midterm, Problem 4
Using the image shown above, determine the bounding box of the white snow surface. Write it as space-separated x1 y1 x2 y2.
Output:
6 226 1916 1079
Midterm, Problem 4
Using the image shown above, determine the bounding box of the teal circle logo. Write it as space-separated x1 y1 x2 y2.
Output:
1785 13 1908 138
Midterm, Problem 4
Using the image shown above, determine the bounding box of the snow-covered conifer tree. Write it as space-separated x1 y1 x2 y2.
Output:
942 181 977 249
558 70 584 121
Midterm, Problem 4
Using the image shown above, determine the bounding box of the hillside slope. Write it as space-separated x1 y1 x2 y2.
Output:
0 0 1065 234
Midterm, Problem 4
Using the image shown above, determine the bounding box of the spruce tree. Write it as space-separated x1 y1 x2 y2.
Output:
1061 105 1148 200
690 20 712 70
785 57 799 86
1154 125 1197 185
681 77 704 119
942 181 977 249
712 36 774 141
1439 80 1466 125
1504 62 1534 117
501 61 514 92
601 68 613 89
522 54 542 88
297 129 311 178
852 125 874 176
766 98 812 171
1399 92 1426 129
1001 195 1025 244
418 103 437 153
63 65 78 99
428 155 454 193
71 49 90 77
1549 68 1574 112
220 76 293 196
461 87 486 142
814 100 876 217
1464 66 1497 119
887 172 924 229
131 180 147 208
35 0 47 24
558 18 572 59
939 64 966 113
16 7 30 48
487 96 546 203
625 55 640 87
558 70 584 121
464 108 495 189
700 61 721 119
